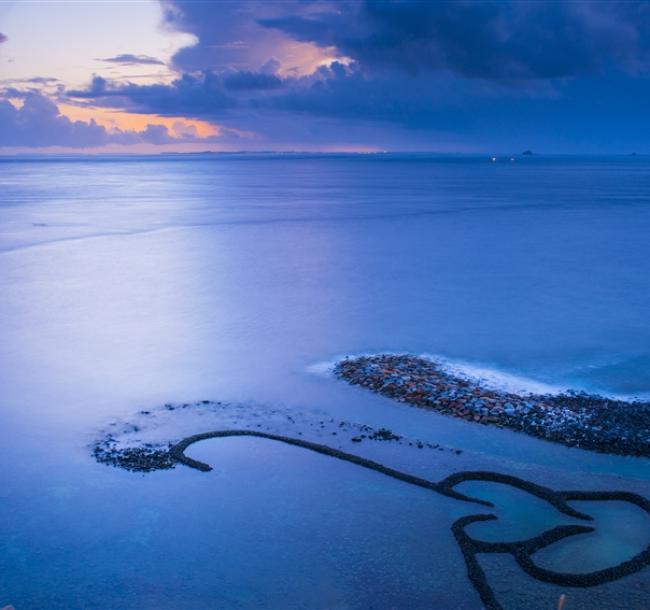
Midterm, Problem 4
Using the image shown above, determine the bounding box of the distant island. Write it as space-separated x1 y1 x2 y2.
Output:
522 149 534 155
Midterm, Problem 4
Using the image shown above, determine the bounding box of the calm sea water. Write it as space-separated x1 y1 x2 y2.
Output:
1 154 649 609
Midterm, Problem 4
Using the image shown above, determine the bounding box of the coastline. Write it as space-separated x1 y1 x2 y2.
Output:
334 354 650 457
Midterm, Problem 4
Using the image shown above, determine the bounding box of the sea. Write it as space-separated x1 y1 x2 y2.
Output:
1 153 649 609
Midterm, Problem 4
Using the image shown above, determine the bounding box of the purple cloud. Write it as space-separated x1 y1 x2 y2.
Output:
65 59 516 130
0 92 210 148
99 54 165 66
0 33 7 44
67 73 236 117
0 94 109 147
160 0 307 73
223 71 283 91
25 76 59 84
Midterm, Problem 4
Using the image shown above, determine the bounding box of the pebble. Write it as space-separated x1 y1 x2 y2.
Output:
334 354 650 457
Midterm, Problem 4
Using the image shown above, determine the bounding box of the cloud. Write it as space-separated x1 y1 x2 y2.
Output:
138 123 174 144
0 93 115 147
64 59 524 132
0 77 60 90
223 71 283 90
0 92 212 148
0 32 7 44
159 0 330 74
25 76 60 84
158 0 650 82
67 73 236 118
254 61 437 123
259 0 650 81
8 0 650 151
99 54 165 66
133 0 650 139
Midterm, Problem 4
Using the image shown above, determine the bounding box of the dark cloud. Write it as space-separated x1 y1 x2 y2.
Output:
67 73 236 117
255 62 439 123
223 71 283 90
159 0 650 82
99 54 165 66
0 32 7 44
260 0 650 80
68 75 109 98
64 59 514 131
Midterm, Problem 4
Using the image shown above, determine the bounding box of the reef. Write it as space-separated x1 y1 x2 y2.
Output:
334 354 650 457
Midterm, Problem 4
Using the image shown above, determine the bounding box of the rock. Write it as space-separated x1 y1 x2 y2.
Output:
333 353 650 458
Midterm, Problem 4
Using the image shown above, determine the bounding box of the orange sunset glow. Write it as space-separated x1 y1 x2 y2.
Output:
58 103 220 139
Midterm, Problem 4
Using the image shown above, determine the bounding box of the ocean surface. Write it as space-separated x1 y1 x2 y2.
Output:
1 153 649 609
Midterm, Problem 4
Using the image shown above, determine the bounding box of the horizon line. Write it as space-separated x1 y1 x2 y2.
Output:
0 150 648 158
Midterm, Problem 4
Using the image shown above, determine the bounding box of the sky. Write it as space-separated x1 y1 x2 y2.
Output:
2 0 650 153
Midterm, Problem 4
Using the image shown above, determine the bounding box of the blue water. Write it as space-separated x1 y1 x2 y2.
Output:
1 154 649 609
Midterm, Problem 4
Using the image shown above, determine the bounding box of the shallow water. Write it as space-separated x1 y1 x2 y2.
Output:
1 153 649 608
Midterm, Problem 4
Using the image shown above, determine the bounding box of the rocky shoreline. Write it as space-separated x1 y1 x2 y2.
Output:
334 354 650 457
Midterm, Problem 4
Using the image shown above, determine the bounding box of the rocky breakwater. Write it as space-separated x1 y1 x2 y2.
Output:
334 354 650 457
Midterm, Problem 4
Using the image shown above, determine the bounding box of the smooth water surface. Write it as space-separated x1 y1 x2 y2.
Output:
1 154 649 609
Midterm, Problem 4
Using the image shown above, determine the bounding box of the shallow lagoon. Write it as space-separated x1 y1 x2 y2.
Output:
1 154 649 608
